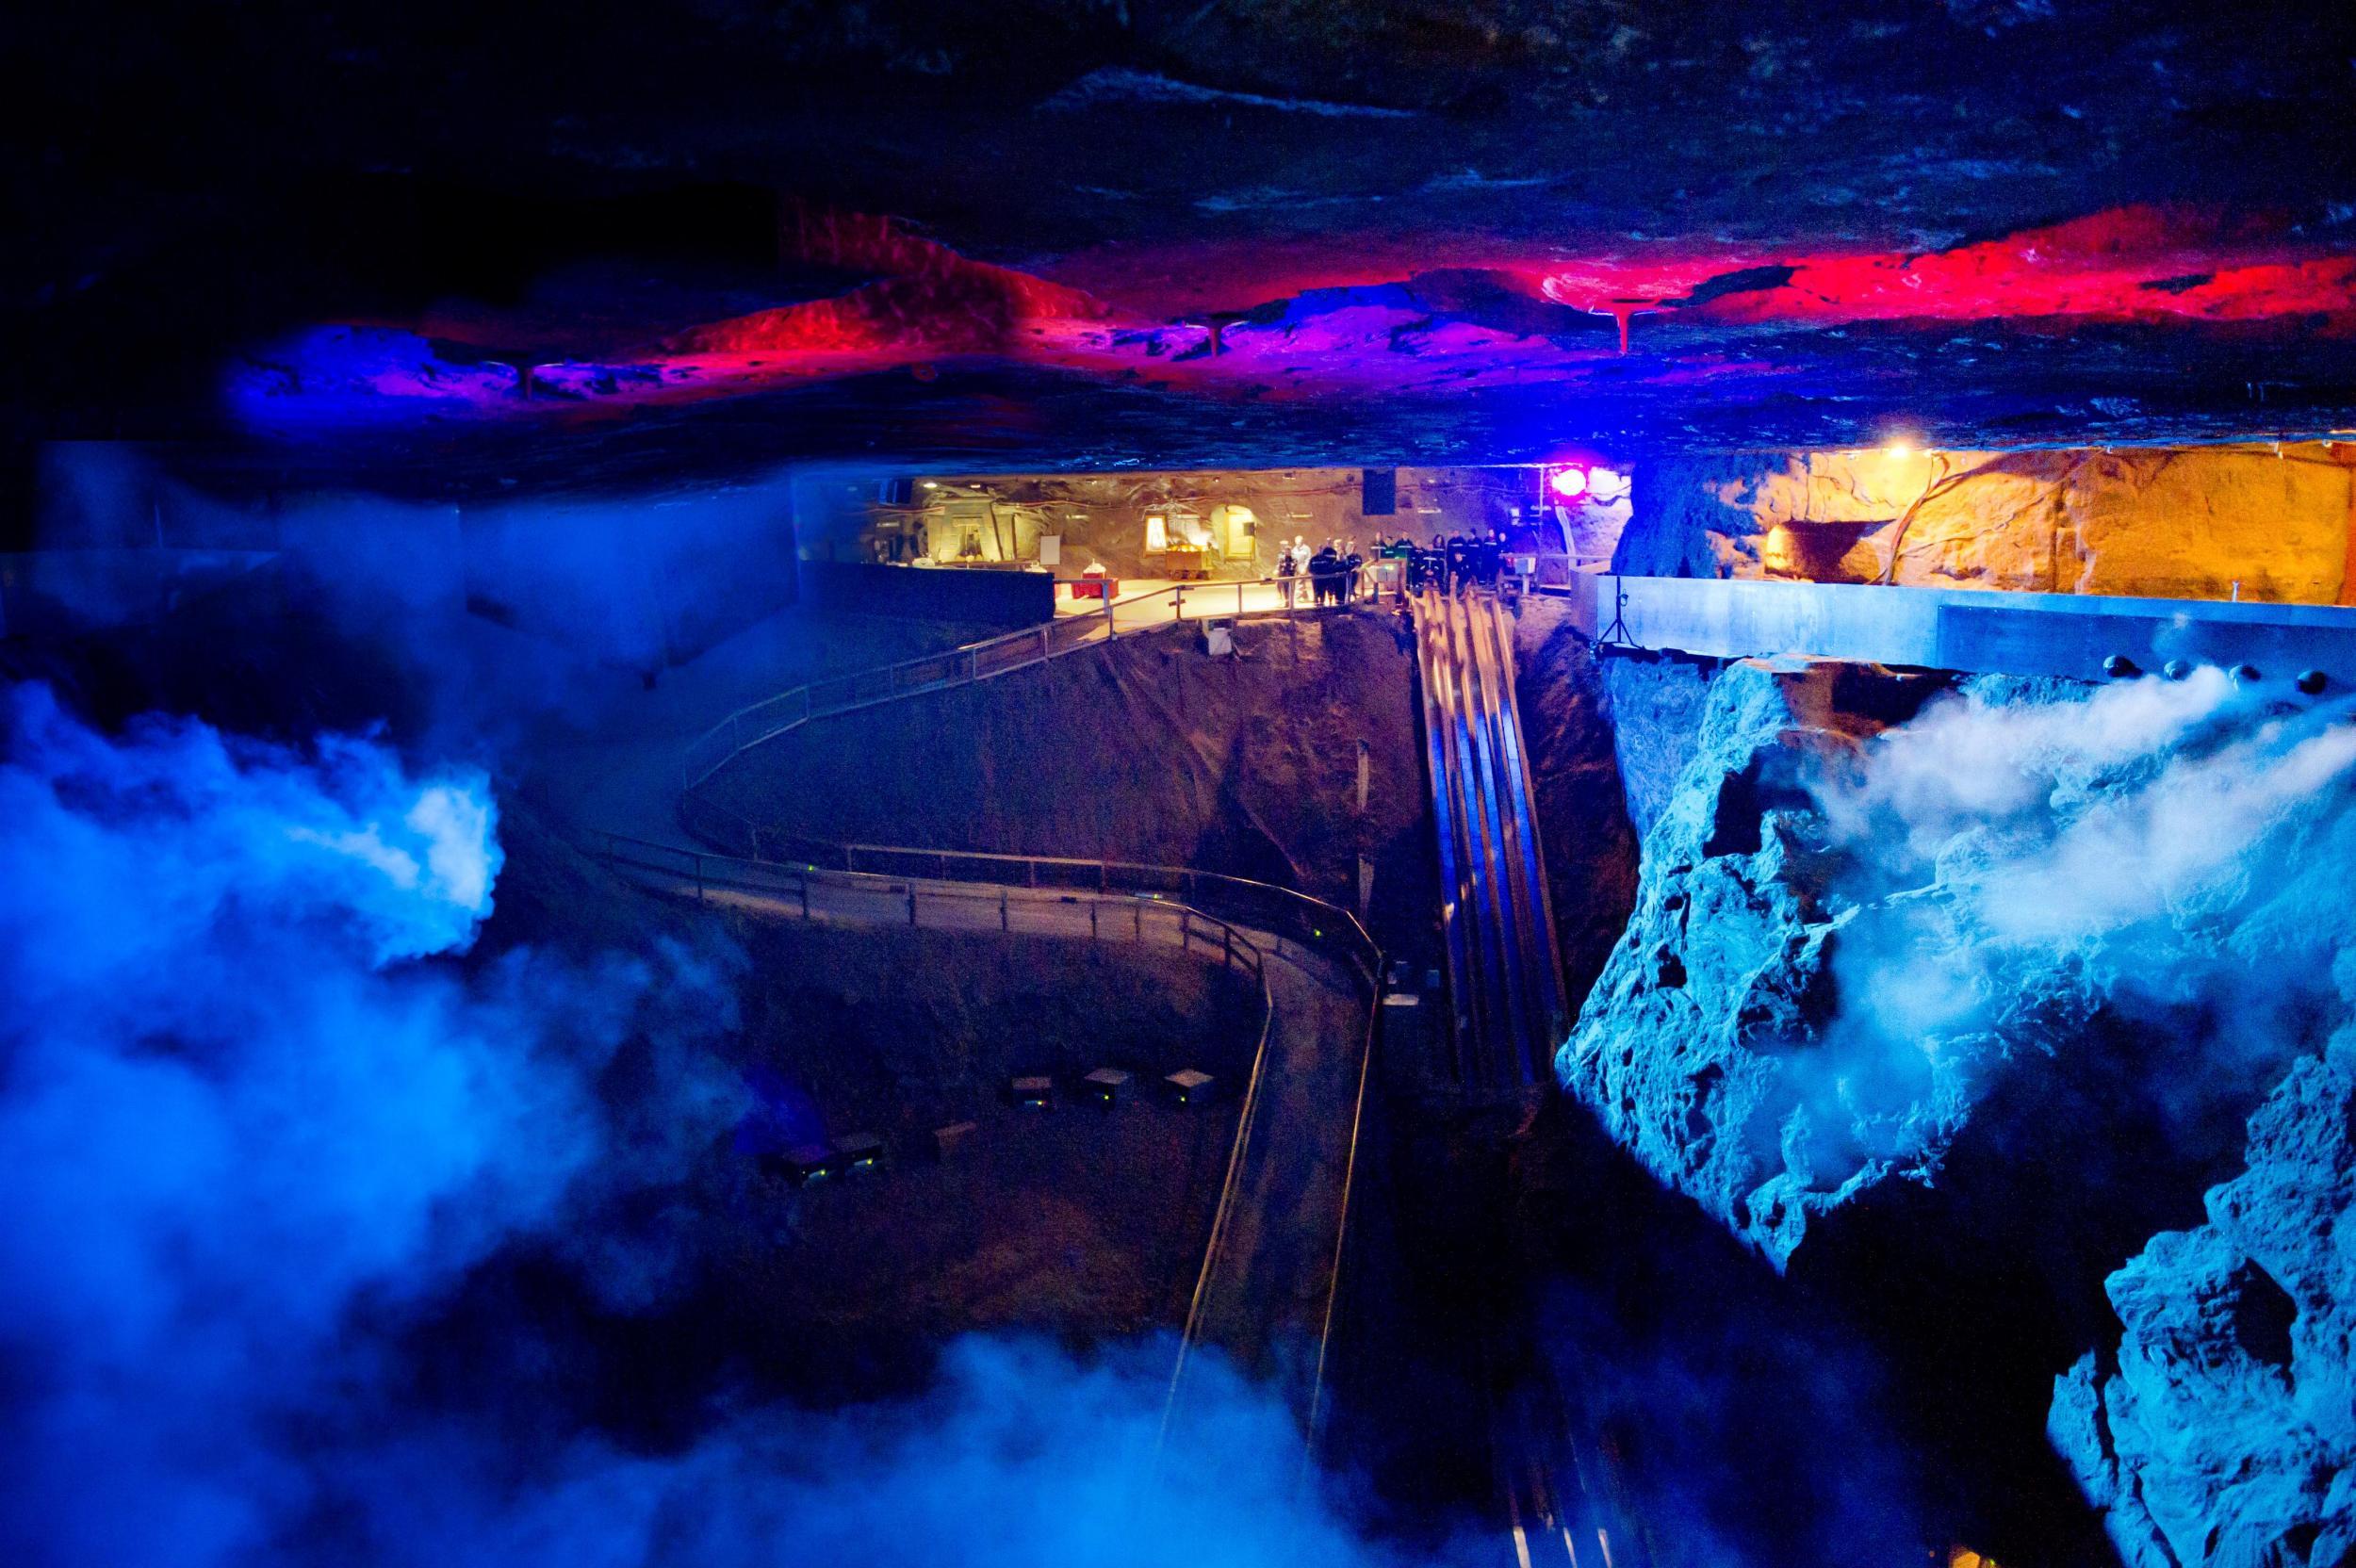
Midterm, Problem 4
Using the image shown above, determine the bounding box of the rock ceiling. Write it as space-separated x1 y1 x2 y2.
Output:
15 1 2356 495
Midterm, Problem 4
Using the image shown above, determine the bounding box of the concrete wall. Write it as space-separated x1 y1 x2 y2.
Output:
795 559 1054 629
1618 443 2356 604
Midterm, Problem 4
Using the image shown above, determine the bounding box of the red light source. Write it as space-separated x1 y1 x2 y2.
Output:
1548 466 1588 498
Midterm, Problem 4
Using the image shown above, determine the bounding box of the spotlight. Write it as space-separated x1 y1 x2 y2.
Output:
1548 466 1587 498
1884 440 1913 460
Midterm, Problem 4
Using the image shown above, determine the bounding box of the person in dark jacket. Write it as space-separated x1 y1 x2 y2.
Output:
1342 543 1365 603
1309 542 1342 605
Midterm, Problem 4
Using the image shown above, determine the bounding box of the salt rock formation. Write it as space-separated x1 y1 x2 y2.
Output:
2050 1033 2356 1568
1561 656 2356 1267
1619 445 2356 604
1558 657 1943 1265
1567 651 2356 1560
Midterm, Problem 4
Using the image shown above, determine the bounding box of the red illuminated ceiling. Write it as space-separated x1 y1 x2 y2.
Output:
234 204 2356 435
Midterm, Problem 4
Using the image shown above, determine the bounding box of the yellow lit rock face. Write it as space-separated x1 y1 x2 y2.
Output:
2059 447 2353 601
1633 443 2356 604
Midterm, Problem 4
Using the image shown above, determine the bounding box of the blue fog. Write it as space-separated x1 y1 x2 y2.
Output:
0 683 1417 1568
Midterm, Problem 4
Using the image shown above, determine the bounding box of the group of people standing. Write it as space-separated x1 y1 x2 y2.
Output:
1395 530 1513 596
1268 527 1524 608
1274 537 1366 606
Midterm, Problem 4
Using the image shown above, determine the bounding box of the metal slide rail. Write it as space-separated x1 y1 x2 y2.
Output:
681 572 1369 793
1412 591 1481 1080
1460 592 1569 1054
1411 590 1568 1094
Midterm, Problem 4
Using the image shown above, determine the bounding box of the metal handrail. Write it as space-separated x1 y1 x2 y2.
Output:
586 829 1277 1000
677 785 1380 992
646 583 1392 1460
682 571 1374 792
583 827 1283 1221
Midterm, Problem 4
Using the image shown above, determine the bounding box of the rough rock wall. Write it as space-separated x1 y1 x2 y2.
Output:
1562 656 2356 1563
1617 444 2356 603
1596 653 1719 843
1506 598 1641 1011
1562 661 2356 1263
2051 1036 2356 1568
1558 659 1946 1262
698 612 1433 948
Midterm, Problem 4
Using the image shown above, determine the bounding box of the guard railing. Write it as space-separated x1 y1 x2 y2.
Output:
586 828 1278 991
676 790 1378 993
682 572 1380 792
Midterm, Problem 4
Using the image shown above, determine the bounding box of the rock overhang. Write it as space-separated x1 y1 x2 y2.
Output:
14 3 2356 499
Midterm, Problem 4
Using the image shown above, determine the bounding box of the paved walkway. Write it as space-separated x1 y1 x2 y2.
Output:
1057 576 1383 633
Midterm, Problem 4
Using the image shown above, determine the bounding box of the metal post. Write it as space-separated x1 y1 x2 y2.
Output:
1090 902 1099 939
1001 888 1009 931
908 885 919 926
1027 860 1038 889
799 874 810 919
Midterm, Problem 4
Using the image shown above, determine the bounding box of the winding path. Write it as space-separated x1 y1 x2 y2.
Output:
585 599 1382 1460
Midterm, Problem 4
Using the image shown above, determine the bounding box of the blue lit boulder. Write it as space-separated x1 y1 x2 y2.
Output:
2051 1035 2356 1568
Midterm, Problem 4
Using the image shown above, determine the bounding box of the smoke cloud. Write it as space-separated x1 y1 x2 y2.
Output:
1800 667 2356 1177
0 682 743 1565
319 1337 1411 1568
0 682 1419 1568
